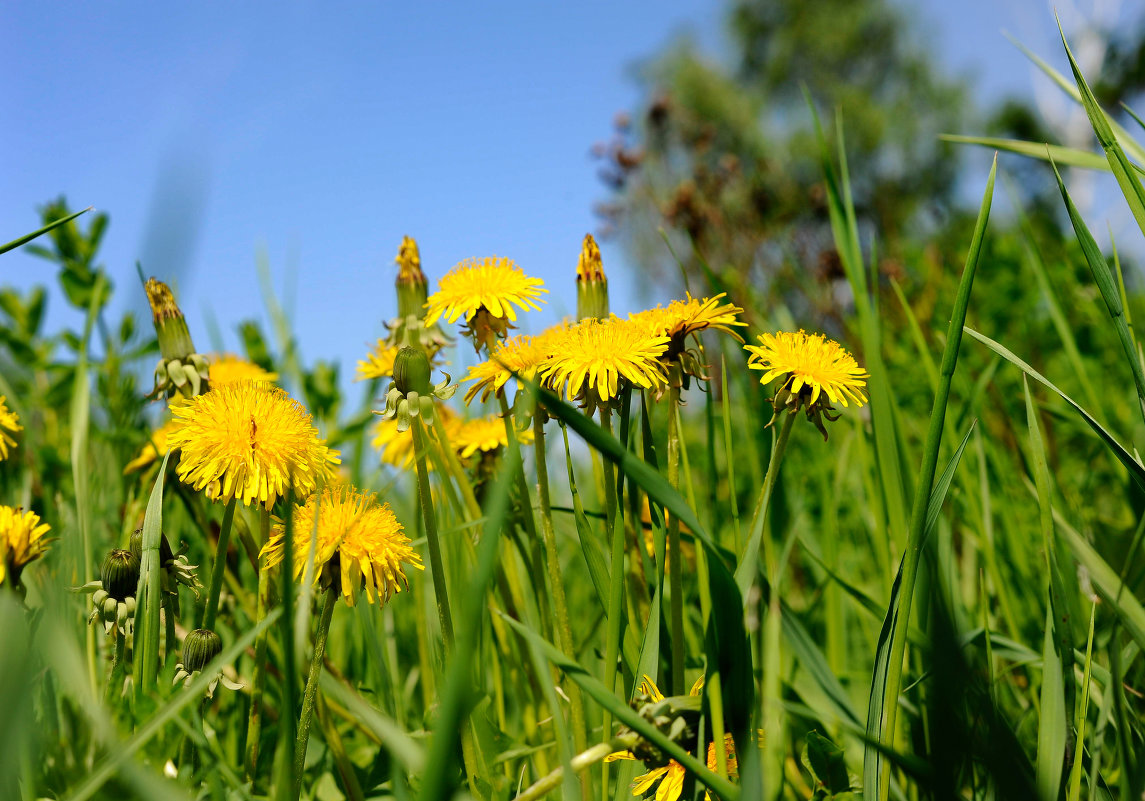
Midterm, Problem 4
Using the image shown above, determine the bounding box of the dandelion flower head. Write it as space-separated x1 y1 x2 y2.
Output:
168 381 340 507
0 506 51 586
424 257 547 326
745 330 868 408
356 340 401 381
462 325 566 405
208 354 278 386
542 317 668 402
0 396 21 462
631 293 746 350
452 415 534 459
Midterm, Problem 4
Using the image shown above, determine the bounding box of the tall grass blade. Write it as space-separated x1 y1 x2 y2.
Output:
133 451 173 700
1035 605 1067 801
0 206 91 255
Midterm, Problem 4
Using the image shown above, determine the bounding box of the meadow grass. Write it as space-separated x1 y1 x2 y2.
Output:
3 21 1145 801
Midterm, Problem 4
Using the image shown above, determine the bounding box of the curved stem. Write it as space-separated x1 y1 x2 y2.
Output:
411 417 455 649
201 497 237 631
294 587 337 795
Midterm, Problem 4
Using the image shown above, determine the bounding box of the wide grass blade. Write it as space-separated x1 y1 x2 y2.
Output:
1036 605 1067 801
133 451 173 700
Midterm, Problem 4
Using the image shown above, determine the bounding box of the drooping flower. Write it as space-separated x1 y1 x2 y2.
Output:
356 339 401 381
451 414 535 459
262 485 423 606
371 404 460 470
124 417 179 474
425 257 547 349
745 330 868 440
461 325 566 405
0 396 21 462
208 353 278 386
167 381 340 507
542 317 669 404
0 505 51 587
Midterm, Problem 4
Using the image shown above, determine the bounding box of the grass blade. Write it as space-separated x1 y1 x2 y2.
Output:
0 206 91 256
133 451 172 700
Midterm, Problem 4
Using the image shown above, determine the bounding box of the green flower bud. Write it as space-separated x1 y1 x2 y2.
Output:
129 527 175 566
181 628 223 672
101 549 140 602
393 346 432 395
145 278 196 362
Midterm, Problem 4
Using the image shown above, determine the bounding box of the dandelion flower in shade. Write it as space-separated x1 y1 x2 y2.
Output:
372 404 460 470
451 414 534 459
461 325 566 405
208 353 278 386
0 505 52 587
168 381 340 507
124 417 180 474
542 317 669 404
0 396 21 462
425 257 547 349
356 339 401 381
262 485 423 606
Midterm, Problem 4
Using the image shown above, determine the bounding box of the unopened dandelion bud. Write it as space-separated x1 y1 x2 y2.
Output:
146 278 195 363
101 549 140 602
182 628 223 672
393 347 432 396
129 527 175 566
575 233 609 320
395 236 429 317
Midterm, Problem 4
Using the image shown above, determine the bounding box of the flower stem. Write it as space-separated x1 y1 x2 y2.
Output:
532 411 590 797
513 742 618 801
294 587 337 795
245 506 273 780
666 381 685 696
201 497 237 631
598 405 624 801
105 628 127 706
411 417 455 649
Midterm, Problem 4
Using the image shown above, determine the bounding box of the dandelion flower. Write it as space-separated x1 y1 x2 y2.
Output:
461 325 565 405
208 354 278 386
372 404 460 469
451 414 534 459
124 417 180 474
168 381 340 507
745 330 868 408
425 257 547 326
356 339 402 381
543 317 668 403
262 485 423 606
631 293 746 350
0 505 51 587
0 396 21 462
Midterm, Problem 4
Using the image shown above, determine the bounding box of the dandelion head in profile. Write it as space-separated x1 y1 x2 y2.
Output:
0 396 21 462
451 414 534 460
542 317 668 411
424 257 547 351
262 485 423 606
745 330 868 439
0 505 52 589
461 325 565 406
630 293 745 387
167 381 340 508
356 339 401 381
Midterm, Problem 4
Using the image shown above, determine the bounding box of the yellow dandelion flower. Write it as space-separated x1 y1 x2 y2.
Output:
356 339 401 381
208 353 278 386
372 404 460 469
124 417 180 474
263 485 423 606
605 676 737 801
745 330 868 408
451 415 534 459
0 505 52 586
168 381 340 507
0 396 22 462
631 293 746 348
461 325 566 405
542 317 669 402
424 256 547 326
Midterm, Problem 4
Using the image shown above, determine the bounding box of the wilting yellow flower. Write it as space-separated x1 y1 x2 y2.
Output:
168 381 340 507
424 256 547 327
606 676 737 801
208 354 277 386
543 317 668 402
631 293 746 348
0 396 21 462
356 339 401 381
451 415 534 459
372 404 460 470
745 330 868 408
124 417 180 474
0 506 51 586
262 485 423 606
461 325 566 405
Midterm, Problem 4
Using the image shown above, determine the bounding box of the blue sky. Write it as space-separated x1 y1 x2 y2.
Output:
0 1 1136 398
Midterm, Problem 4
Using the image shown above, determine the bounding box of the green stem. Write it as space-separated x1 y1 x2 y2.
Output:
666 382 685 696
245 507 273 781
513 742 618 801
105 628 127 706
532 411 591 798
202 497 237 631
411 417 455 649
294 588 337 795
599 405 624 801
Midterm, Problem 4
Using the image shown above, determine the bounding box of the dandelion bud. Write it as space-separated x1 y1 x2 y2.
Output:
393 347 432 396
575 233 609 321
101 549 140 601
181 628 223 672
395 236 429 317
145 278 195 362
129 527 175 566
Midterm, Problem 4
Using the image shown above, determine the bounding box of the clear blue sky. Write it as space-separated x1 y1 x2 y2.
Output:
0 1 1133 398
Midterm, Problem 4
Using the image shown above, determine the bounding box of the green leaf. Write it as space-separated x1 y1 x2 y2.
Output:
0 206 91 256
940 134 1144 174
1036 605 1067 801
133 450 172 700
803 731 851 797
